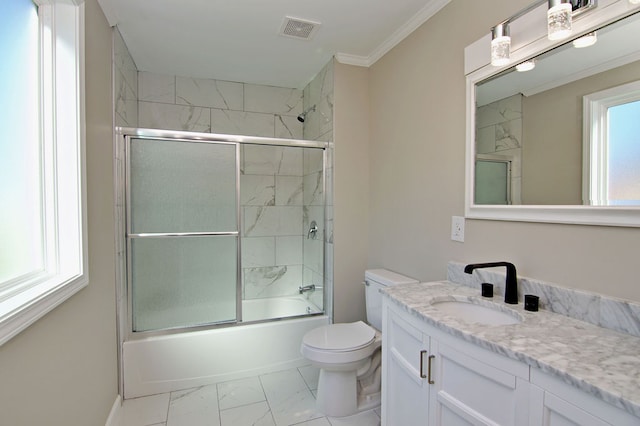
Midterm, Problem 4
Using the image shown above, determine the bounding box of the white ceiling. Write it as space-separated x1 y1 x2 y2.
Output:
97 0 450 89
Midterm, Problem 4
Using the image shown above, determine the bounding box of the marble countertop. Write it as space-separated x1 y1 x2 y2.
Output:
382 281 640 418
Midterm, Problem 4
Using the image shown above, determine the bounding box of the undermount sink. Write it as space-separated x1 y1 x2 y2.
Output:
430 299 522 326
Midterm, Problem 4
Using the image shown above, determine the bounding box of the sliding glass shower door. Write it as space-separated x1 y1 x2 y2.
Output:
127 137 239 332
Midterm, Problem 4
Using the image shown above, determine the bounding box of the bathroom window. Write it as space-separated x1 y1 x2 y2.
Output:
0 0 87 345
584 81 640 206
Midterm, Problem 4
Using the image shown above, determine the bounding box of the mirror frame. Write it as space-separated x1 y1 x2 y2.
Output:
465 0 640 227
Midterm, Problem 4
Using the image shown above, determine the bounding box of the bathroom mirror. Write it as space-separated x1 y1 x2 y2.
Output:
465 3 640 226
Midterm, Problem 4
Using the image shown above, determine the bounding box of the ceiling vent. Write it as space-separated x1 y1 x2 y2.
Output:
279 16 321 40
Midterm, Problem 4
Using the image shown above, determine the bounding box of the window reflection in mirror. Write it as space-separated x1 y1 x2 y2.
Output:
474 11 640 206
584 81 640 206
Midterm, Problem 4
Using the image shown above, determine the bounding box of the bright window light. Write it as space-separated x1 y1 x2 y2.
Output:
0 0 87 346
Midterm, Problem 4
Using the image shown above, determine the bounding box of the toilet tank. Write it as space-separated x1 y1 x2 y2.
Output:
364 269 418 330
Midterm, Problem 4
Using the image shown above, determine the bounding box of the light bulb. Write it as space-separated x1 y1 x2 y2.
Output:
572 32 597 48
516 60 535 72
548 1 572 41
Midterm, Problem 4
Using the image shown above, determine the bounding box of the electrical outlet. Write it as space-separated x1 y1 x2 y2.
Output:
451 216 465 242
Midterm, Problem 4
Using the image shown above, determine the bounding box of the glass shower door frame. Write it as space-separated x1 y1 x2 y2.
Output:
124 134 242 335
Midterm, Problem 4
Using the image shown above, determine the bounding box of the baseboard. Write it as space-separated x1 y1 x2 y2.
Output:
105 394 122 426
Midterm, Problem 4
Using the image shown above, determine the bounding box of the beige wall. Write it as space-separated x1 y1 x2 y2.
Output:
0 0 118 424
333 0 640 309
333 62 371 322
523 59 640 204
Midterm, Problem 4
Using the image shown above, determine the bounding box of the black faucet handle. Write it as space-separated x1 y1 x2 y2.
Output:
463 262 518 304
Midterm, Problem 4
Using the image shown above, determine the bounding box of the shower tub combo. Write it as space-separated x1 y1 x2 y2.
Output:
115 128 330 398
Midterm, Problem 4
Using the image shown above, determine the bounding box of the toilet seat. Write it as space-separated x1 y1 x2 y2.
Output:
302 321 375 352
301 321 378 365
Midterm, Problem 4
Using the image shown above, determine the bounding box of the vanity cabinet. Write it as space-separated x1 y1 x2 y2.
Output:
382 305 430 425
381 299 639 426
529 369 640 426
382 300 529 426
430 338 530 425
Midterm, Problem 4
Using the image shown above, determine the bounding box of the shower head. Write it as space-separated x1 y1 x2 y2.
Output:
297 105 316 123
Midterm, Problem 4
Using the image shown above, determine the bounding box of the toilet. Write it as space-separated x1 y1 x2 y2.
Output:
301 269 418 417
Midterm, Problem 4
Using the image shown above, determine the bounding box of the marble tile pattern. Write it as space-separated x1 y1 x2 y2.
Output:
447 261 640 336
382 278 640 418
475 94 522 204
240 140 324 300
119 365 381 426
476 93 522 147
137 71 303 139
127 61 333 310
476 94 522 153
243 265 303 299
139 101 211 133
114 28 138 127
302 61 334 320
303 61 334 142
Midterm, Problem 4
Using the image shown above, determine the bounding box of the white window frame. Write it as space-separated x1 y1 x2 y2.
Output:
0 0 87 346
583 80 640 206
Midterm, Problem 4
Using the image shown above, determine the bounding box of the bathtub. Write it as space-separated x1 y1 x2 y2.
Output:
122 296 327 399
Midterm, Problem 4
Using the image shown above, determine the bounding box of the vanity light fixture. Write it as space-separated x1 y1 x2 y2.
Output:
489 0 597 68
548 0 573 40
491 22 511 66
572 31 597 48
629 0 640 5
516 60 536 72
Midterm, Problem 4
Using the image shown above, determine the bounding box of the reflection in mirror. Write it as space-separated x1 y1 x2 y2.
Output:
474 10 640 206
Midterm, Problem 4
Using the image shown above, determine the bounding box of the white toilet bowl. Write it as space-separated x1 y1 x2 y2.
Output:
300 269 418 417
301 321 381 417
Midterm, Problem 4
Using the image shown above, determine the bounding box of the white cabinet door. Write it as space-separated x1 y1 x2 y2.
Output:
382 303 430 426
530 370 639 426
536 391 610 426
429 338 530 426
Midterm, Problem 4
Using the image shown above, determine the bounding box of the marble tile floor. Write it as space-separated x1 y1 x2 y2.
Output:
120 365 381 426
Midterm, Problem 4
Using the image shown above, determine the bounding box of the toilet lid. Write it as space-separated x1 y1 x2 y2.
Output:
303 321 375 351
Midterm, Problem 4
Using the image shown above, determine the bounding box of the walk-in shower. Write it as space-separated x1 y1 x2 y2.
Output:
115 128 331 398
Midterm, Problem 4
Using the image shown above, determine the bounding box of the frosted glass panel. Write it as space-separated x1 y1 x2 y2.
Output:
130 138 237 233
475 161 509 205
132 236 237 331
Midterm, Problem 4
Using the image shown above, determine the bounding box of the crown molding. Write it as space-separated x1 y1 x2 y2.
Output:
336 0 451 68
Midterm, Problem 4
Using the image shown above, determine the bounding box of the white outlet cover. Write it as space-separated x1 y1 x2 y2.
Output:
451 216 465 242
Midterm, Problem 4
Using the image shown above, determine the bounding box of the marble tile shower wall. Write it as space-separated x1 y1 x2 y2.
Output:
114 28 138 128
137 71 304 139
240 144 306 300
137 69 323 302
113 27 138 346
303 61 334 312
476 94 523 204
114 39 334 308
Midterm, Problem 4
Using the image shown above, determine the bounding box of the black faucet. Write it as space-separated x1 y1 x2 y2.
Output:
464 262 518 304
